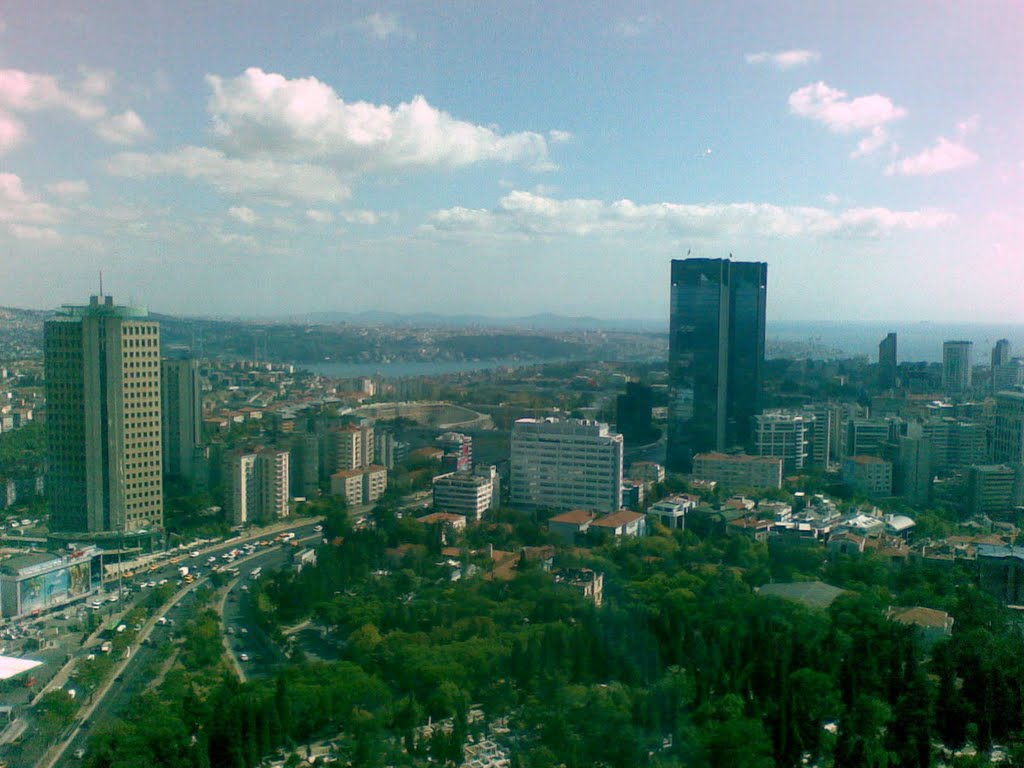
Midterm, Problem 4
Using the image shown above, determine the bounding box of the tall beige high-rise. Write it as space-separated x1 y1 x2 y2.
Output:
45 295 164 533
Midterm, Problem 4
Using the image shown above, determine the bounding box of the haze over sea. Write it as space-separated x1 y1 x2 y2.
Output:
770 322 1024 363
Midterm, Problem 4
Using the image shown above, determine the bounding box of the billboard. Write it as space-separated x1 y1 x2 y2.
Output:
19 560 95 614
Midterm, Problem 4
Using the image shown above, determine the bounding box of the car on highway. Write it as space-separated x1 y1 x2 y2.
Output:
239 652 250 662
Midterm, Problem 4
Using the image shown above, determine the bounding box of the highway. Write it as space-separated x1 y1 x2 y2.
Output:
33 518 322 768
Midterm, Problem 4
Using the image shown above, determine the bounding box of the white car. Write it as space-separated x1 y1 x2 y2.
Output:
239 652 250 662
190 550 200 558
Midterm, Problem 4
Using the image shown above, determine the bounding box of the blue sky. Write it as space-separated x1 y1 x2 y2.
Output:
1 1 1022 321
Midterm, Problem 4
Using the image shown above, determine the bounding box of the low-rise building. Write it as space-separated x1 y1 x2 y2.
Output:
592 510 647 539
647 494 696 530
0 547 100 619
432 465 499 521
692 452 783 489
555 567 604 606
547 509 596 544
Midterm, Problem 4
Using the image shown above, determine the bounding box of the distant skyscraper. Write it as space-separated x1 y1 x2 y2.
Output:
993 339 1011 369
667 257 767 471
161 358 202 479
878 332 897 389
942 341 973 394
45 295 164 533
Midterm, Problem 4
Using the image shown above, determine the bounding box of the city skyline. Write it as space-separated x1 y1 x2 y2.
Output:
1 3 1022 321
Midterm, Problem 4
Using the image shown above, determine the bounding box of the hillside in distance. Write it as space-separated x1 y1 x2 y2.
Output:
0 306 666 364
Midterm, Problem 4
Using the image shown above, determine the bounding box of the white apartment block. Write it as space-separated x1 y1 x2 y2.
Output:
510 418 623 513
330 465 388 506
225 447 291 526
754 411 812 473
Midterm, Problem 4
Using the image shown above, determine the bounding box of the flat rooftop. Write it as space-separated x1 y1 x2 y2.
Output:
0 655 43 681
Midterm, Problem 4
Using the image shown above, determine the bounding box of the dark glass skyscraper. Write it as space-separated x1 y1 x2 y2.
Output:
667 258 767 472
878 332 898 389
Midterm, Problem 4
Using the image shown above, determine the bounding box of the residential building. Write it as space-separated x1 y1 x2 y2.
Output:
289 433 320 498
692 452 783 489
667 257 766 471
161 357 202 479
842 455 893 497
375 431 409 469
322 423 375 474
547 509 597 544
329 465 387 507
44 295 164 534
225 447 291 526
555 567 604 606
942 341 973 394
878 332 898 389
510 418 623 513
628 461 665 484
432 465 499 521
592 510 647 539
753 410 812 473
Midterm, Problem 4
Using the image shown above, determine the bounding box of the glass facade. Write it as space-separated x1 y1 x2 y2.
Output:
667 258 767 472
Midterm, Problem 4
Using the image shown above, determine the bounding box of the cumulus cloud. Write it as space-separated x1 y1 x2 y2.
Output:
106 146 352 204
340 209 380 225
205 68 555 172
46 179 90 200
356 12 413 40
95 109 149 144
426 191 953 240
789 81 906 157
886 137 978 176
0 173 61 241
746 49 820 69
216 232 257 247
0 68 105 119
0 111 25 154
228 205 259 224
789 81 906 133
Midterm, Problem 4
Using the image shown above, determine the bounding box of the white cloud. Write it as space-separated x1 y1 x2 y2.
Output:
95 109 149 144
426 191 953 240
746 49 820 69
0 111 25 154
614 14 658 38
885 136 978 176
0 173 61 242
106 146 353 204
216 232 257 247
78 67 114 97
0 67 105 119
228 206 259 224
305 209 335 224
357 12 414 40
789 81 906 133
548 129 573 144
851 126 891 158
340 209 380 225
46 179 90 200
205 68 555 172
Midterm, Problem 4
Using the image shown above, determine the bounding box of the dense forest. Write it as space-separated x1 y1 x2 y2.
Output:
85 499 1024 768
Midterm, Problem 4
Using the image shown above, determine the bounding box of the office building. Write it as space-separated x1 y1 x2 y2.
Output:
892 436 931 506
667 258 767 471
692 452 783 489
845 418 899 458
45 295 164 534
753 410 812 473
943 341 973 394
967 465 1024 517
992 390 1024 465
432 465 499 521
161 358 202 479
993 339 1011 370
616 381 659 445
510 418 623 513
993 360 1024 393
878 332 898 389
842 456 893 497
437 432 473 473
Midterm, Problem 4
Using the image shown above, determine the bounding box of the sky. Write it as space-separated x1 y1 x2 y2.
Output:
1 1 1022 322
